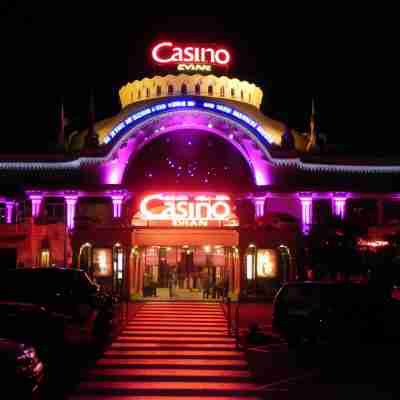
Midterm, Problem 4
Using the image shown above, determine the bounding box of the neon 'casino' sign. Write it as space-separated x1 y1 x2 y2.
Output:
140 194 232 227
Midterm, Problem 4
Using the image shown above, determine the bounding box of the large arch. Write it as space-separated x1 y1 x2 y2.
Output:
97 98 276 186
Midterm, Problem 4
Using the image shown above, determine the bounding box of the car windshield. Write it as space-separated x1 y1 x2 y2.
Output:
278 284 372 307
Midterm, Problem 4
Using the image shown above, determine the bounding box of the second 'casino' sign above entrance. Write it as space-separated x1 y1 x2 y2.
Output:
135 193 238 227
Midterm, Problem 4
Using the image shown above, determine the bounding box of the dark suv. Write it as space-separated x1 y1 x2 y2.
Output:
0 268 117 346
272 281 400 347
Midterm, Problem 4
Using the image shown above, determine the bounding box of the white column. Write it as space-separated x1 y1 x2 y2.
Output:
64 195 78 230
298 193 313 235
27 193 43 218
332 193 348 220
252 195 267 218
111 195 124 218
109 190 128 218
5 201 14 224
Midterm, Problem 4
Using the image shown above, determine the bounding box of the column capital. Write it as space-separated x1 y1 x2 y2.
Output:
26 190 44 200
297 192 313 200
108 189 130 218
26 191 43 218
63 190 79 200
331 192 349 200
107 189 129 201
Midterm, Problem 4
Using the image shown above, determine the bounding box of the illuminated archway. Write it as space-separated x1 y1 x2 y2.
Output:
97 99 276 186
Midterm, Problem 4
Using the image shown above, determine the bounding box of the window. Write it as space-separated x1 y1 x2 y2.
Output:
168 85 173 95
220 86 225 97
195 83 200 95
241 90 244 100
181 84 187 95
45 200 65 222
156 86 161 96
146 88 150 98
231 88 235 97
138 90 141 100
40 249 50 267
0 205 5 224
208 85 213 95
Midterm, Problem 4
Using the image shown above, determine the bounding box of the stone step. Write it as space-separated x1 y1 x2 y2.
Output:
68 395 260 400
110 343 237 350
96 358 248 367
87 368 251 378
103 350 244 358
116 336 235 342
120 331 230 337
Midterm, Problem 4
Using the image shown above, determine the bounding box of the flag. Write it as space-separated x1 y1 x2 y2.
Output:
57 102 65 148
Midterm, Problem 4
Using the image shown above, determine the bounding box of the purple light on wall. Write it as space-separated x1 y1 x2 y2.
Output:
332 193 347 220
111 195 124 218
5 201 14 223
64 195 78 230
299 194 313 235
28 193 43 218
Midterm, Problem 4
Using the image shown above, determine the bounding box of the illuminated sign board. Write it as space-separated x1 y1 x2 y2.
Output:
139 194 232 227
103 99 271 146
256 249 277 278
151 41 231 72
93 248 112 277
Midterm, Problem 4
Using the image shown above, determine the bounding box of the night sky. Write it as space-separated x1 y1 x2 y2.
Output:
0 7 396 157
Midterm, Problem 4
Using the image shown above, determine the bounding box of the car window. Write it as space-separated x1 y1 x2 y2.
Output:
278 285 322 305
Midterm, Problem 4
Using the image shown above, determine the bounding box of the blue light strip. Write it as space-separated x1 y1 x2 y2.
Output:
103 98 271 146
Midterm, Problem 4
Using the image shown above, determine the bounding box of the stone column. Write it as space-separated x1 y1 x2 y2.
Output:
298 193 313 235
27 192 43 218
252 195 267 218
332 193 348 220
64 194 78 230
5 201 15 224
111 195 124 218
109 190 128 219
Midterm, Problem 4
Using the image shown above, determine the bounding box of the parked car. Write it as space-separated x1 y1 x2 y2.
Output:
272 281 400 348
0 301 68 362
0 268 118 347
0 337 44 397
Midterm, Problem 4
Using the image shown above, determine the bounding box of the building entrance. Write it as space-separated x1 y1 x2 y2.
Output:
138 245 238 299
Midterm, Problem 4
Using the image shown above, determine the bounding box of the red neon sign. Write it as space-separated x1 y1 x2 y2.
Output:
151 41 231 66
140 194 232 227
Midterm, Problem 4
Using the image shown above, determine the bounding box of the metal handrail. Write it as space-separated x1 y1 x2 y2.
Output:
219 295 233 337
235 299 240 349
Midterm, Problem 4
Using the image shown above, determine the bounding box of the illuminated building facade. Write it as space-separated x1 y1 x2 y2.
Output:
1 42 400 299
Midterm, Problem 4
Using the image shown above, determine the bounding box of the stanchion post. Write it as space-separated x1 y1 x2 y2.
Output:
235 302 240 349
227 297 231 335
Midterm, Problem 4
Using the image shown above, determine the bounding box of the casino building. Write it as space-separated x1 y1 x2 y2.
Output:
1 42 400 299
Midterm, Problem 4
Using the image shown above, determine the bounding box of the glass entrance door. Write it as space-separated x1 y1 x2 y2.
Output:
138 245 236 298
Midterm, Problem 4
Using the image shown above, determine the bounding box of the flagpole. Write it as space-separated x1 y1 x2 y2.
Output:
64 200 67 267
